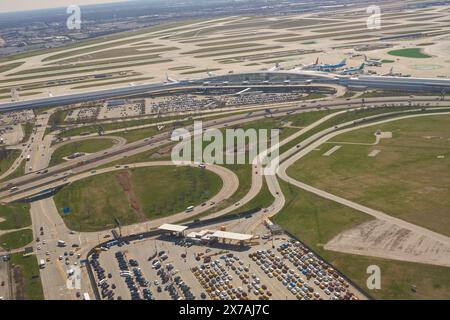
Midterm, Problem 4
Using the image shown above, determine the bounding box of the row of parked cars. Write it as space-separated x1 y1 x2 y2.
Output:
278 241 358 300
90 253 115 300
192 254 270 301
115 251 141 300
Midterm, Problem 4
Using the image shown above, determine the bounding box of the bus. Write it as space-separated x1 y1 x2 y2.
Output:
186 206 194 213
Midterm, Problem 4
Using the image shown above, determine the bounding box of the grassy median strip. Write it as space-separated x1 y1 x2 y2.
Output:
10 252 45 300
0 229 33 250
0 203 31 231
50 139 116 166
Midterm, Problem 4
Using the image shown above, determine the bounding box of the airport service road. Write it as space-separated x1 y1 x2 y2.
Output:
277 111 450 252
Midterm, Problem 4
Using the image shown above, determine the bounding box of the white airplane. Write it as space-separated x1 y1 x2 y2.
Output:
339 63 365 75
267 63 281 72
364 55 382 67
165 72 179 84
207 69 218 77
383 67 402 77
300 57 320 70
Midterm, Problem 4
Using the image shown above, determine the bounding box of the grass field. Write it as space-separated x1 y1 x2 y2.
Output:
50 138 116 166
9 252 44 300
287 114 450 237
21 122 33 143
54 166 223 231
273 180 450 299
0 149 21 175
0 159 26 182
230 176 274 214
0 203 31 231
0 229 33 250
0 62 24 73
388 48 432 58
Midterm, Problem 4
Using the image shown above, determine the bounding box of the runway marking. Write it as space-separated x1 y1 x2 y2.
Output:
322 145 341 156
368 149 381 157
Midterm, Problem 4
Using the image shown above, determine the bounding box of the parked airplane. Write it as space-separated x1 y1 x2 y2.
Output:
207 68 219 77
267 63 281 72
364 55 382 67
300 58 320 70
165 72 179 84
383 67 402 77
317 59 347 71
339 63 365 75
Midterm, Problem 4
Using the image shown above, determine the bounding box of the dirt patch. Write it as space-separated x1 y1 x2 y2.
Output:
150 145 173 159
12 265 25 300
325 219 450 267
116 171 146 222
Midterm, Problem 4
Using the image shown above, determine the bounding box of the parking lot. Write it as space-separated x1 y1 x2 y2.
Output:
88 231 366 300
0 255 10 300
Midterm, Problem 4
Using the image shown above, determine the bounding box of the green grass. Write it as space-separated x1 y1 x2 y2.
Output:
54 166 223 231
0 62 24 73
21 122 33 143
57 116 184 139
0 229 33 250
388 48 432 59
0 203 31 231
274 180 450 299
0 149 21 175
46 109 69 133
341 91 357 99
0 159 26 182
9 252 44 300
287 114 450 237
50 138 116 166
278 106 440 155
230 176 275 214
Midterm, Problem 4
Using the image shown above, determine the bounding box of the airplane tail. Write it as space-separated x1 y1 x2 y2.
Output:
314 57 319 65
364 54 368 62
360 63 365 70
340 59 347 66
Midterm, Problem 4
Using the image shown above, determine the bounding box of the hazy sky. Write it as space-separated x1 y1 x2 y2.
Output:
0 0 130 13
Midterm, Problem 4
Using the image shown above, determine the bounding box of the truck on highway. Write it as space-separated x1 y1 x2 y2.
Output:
9 186 19 193
39 259 46 268
26 154 31 161
186 206 194 212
